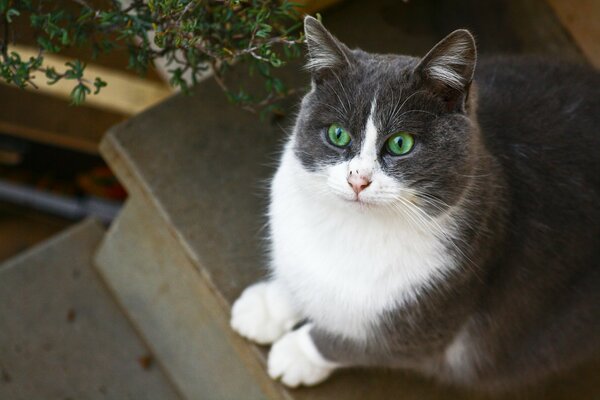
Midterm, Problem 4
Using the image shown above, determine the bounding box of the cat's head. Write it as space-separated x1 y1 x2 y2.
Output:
291 16 480 217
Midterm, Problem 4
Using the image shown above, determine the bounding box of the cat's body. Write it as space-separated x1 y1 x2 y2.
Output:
231 17 600 390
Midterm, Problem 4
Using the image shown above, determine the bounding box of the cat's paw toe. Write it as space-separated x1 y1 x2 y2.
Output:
231 281 298 345
268 325 336 388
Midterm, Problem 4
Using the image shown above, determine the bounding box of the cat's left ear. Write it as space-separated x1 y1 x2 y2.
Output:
415 29 476 112
304 16 354 81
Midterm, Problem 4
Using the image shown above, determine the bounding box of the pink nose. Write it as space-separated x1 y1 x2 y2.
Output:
347 172 372 194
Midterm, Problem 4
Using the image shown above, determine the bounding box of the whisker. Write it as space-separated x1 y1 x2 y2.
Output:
396 109 437 119
315 100 347 118
390 90 428 122
384 191 482 278
331 71 352 115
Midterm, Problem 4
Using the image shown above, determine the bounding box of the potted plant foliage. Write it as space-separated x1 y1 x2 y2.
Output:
0 0 318 114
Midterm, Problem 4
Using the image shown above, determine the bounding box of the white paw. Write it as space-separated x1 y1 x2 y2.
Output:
231 281 299 345
268 325 337 388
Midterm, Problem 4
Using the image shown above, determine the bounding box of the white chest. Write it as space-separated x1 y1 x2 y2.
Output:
268 151 454 340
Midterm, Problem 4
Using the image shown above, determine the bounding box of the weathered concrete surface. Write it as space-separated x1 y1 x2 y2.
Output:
95 196 286 400
0 219 181 400
97 0 597 399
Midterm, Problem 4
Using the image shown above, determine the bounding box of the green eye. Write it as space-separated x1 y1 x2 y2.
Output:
327 123 351 147
386 132 414 156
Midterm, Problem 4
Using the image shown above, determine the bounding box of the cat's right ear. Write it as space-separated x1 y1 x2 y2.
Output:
415 29 477 112
304 16 353 81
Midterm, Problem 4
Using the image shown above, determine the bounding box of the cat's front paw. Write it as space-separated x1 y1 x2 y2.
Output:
268 325 337 388
231 281 299 345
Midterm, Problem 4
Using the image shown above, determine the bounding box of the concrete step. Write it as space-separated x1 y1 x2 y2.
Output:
0 219 181 400
96 196 282 400
94 0 596 399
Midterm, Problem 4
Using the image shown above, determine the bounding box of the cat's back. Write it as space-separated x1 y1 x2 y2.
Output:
463 57 600 384
475 56 600 208
476 56 600 159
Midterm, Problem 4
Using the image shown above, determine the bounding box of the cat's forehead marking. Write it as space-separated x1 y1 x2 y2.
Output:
360 100 379 162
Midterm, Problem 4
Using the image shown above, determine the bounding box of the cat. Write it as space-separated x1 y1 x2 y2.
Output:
230 16 600 391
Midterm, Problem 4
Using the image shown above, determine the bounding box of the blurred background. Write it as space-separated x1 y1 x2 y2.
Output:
0 0 598 399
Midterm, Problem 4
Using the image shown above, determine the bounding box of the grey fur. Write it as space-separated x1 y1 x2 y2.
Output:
295 17 600 390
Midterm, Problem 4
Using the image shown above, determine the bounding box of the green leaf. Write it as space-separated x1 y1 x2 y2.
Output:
6 8 20 23
45 67 61 85
93 77 107 95
36 36 60 53
70 83 91 105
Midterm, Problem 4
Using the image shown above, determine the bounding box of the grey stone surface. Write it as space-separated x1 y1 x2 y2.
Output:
98 0 596 399
96 196 285 400
0 219 181 400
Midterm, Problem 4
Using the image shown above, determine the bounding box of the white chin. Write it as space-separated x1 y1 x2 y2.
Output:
332 191 359 203
339 193 377 206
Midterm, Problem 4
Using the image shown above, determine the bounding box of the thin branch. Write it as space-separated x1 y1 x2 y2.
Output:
176 1 196 23
242 87 299 113
210 60 229 93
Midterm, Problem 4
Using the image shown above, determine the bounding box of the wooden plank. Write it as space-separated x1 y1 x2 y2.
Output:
546 0 600 67
0 84 125 154
4 45 173 115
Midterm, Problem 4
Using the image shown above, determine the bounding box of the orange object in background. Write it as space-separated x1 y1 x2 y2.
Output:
77 166 127 201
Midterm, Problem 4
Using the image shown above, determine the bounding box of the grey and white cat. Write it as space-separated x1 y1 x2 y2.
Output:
231 16 600 390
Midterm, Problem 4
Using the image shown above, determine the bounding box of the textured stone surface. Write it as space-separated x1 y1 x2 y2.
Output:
0 219 181 400
98 0 597 398
95 196 285 400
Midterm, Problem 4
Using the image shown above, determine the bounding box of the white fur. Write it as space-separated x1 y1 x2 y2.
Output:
268 324 337 387
444 322 479 381
230 99 458 388
268 105 456 342
445 328 470 371
305 46 343 71
348 102 378 177
230 281 300 345
426 40 472 89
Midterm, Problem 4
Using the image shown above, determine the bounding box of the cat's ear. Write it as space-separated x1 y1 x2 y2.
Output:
415 29 476 111
304 16 353 79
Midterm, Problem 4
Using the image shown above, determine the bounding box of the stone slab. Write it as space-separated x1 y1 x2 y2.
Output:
98 0 596 398
95 195 286 400
0 219 181 400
